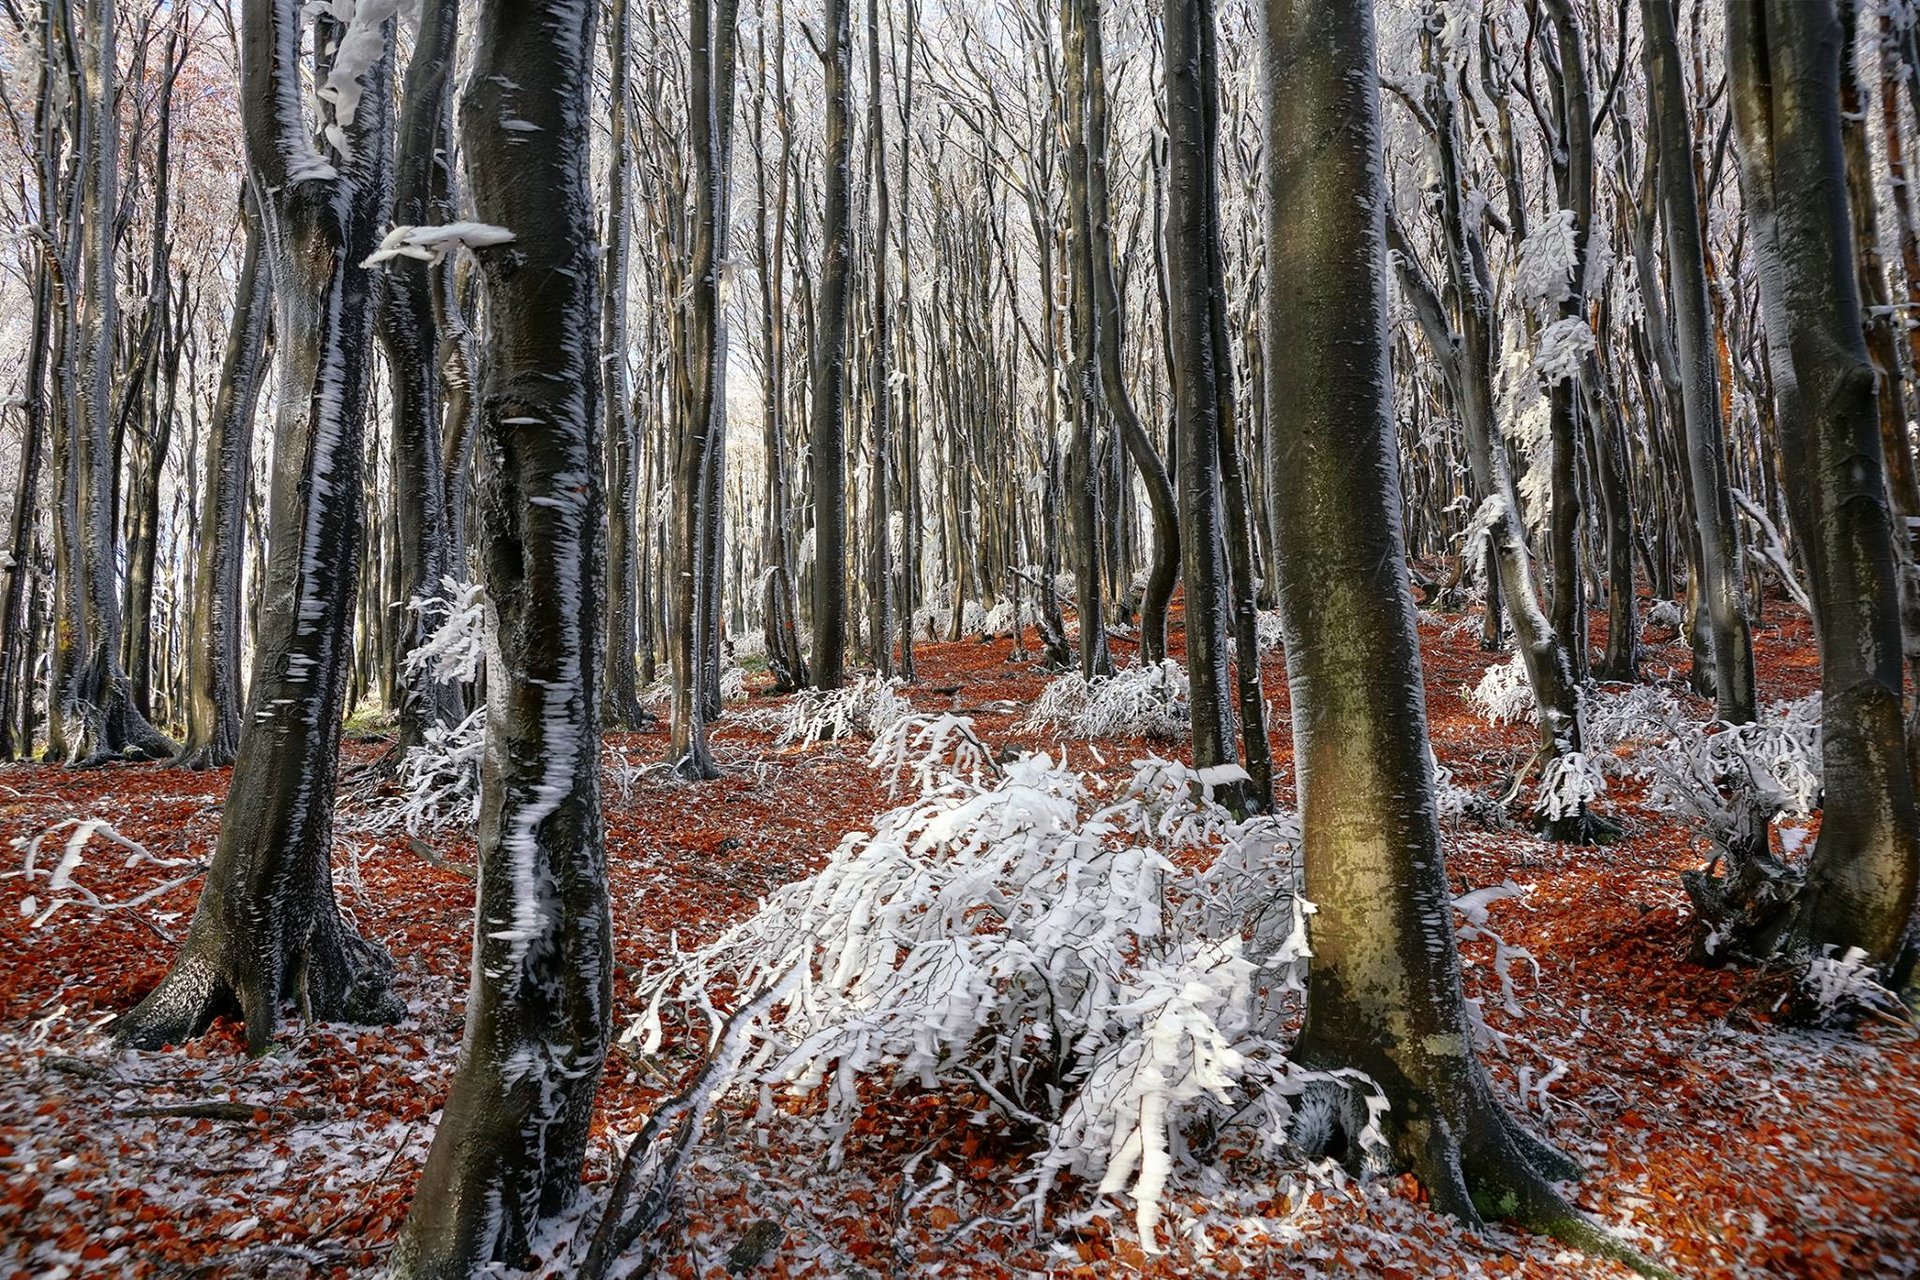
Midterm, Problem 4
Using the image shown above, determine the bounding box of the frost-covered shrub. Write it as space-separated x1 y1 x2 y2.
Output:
361 581 488 834
1794 945 1902 1026
1255 610 1285 654
1024 659 1190 740
1637 695 1823 818
383 708 486 833
720 663 749 704
625 752 1376 1249
1451 880 1539 1056
11 818 202 927
403 577 486 686
1645 598 1684 633
1535 750 1606 824
730 630 767 661
775 674 912 748
1469 654 1535 726
1430 748 1505 827
867 712 998 797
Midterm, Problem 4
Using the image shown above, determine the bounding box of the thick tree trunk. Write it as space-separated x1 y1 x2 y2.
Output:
1264 4 1640 1261
391 0 611 1271
63 0 174 764
1642 0 1756 722
1727 0 1920 969
175 198 270 770
670 0 741 777
116 1 401 1053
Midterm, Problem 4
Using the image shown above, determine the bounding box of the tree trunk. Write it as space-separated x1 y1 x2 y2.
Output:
391 0 611 1270
1265 4 1640 1261
809 0 853 690
1642 0 1756 722
1727 0 1920 968
116 0 401 1054
602 0 646 729
175 197 271 770
1165 0 1242 802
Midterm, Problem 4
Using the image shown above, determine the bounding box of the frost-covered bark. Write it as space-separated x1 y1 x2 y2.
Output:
391 0 611 1270
1386 54 1598 840
175 198 271 771
1727 0 1920 969
373 0 463 756
1641 0 1757 725
1264 4 1643 1260
1165 0 1242 801
117 0 401 1054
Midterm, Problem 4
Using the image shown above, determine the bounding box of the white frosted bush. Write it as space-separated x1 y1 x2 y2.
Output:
624 752 1380 1250
1469 653 1535 726
1024 659 1190 740
775 674 912 748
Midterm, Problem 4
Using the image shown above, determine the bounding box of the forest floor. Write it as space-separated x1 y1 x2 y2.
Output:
2 595 1917 1279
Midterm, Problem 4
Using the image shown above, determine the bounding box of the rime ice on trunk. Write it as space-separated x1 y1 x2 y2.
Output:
1725 0 1920 970
389 0 612 1270
116 1 402 1053
1263 2 1645 1261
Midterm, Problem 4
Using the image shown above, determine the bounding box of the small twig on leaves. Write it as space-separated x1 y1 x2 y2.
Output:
578 968 801 1280
119 1100 329 1122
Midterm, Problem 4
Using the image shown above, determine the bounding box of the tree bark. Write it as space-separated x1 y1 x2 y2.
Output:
1642 0 1757 722
1265 4 1642 1261
175 197 271 770
116 0 401 1054
391 0 611 1270
809 0 853 690
1726 0 1920 968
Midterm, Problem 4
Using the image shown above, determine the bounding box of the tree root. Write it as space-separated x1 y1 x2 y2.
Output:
1536 805 1623 846
1290 1077 1672 1278
116 923 402 1054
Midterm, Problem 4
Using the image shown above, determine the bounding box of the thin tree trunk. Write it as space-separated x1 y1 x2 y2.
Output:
175 197 271 770
809 0 853 690
1642 0 1756 721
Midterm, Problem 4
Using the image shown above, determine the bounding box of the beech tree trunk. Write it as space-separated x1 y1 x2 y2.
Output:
809 0 853 690
391 0 611 1271
118 1 401 1052
375 0 464 756
1727 0 1920 969
1642 0 1756 723
175 197 270 770
1265 4 1642 1260
1165 0 1245 803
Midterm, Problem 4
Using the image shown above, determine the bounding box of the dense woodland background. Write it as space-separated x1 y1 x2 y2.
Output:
1 0 1919 1276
